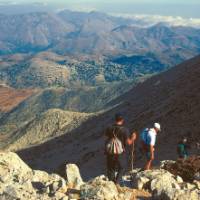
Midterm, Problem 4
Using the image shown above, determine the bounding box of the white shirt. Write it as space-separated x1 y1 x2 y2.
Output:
147 128 157 146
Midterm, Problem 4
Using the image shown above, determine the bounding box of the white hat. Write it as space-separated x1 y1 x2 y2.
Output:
154 123 161 131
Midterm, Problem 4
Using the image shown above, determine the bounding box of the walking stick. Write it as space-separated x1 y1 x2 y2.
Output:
131 143 134 171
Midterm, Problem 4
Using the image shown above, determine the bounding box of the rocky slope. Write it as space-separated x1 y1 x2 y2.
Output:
0 152 199 200
6 109 92 151
17 55 200 180
0 152 147 200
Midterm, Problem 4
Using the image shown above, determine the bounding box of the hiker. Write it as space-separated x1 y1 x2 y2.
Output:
104 113 130 184
177 137 190 159
141 123 161 170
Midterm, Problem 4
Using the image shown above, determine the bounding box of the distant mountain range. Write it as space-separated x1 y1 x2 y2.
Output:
0 10 200 89
0 10 200 56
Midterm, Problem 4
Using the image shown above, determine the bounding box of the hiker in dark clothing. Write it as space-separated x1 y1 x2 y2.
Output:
177 137 190 159
104 113 130 183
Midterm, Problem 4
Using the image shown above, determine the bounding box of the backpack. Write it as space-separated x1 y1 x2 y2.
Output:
177 143 186 157
140 128 150 152
106 127 124 155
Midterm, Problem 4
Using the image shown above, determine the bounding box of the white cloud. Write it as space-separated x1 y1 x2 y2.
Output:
111 13 200 28
58 4 97 13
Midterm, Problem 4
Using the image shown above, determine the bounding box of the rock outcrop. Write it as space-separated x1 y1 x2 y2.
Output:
161 156 200 182
131 162 200 200
7 109 92 151
0 152 68 200
1 151 199 200
65 164 84 189
0 152 141 200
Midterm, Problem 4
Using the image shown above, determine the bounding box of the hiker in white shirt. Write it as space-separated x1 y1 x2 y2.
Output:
141 123 161 170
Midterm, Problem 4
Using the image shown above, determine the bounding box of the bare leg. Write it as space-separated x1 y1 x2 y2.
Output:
145 159 153 170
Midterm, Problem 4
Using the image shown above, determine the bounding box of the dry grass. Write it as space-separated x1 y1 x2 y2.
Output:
117 185 152 200
131 189 152 200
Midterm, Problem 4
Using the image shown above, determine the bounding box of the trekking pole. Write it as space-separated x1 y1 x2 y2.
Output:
131 143 134 171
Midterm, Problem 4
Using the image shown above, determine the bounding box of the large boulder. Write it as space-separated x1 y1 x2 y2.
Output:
132 169 179 191
65 164 84 189
0 152 69 200
131 168 200 200
80 175 120 200
32 170 67 194
80 175 135 200
0 151 33 184
150 173 180 195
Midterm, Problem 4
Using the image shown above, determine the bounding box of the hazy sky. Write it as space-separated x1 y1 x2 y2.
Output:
0 0 200 18
1 0 199 3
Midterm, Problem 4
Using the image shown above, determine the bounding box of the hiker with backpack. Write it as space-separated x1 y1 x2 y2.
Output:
140 123 161 170
104 113 130 183
177 137 190 159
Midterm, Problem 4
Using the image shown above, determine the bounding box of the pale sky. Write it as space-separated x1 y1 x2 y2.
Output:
0 0 200 18
0 0 199 5
1 0 199 4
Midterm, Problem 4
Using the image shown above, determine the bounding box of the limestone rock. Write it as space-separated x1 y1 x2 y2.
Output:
1 151 199 200
32 170 50 183
49 179 67 194
160 160 176 169
0 152 69 200
80 175 119 200
66 164 84 189
151 177 180 199
176 175 183 184
133 169 178 191
136 176 150 190
0 152 32 184
185 183 196 190
193 180 200 190
150 173 180 191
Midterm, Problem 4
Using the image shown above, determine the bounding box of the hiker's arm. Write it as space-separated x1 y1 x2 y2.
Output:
127 132 137 145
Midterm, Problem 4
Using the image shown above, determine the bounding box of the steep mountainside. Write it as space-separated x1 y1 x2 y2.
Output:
17 55 200 179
